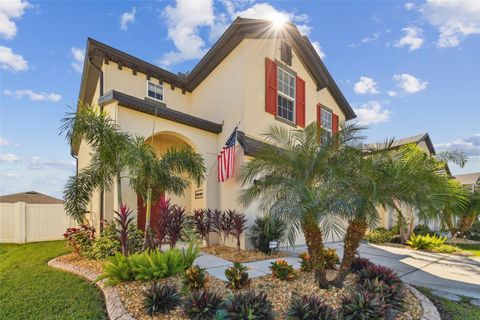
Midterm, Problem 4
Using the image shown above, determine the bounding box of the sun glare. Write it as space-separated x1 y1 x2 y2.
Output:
269 14 288 28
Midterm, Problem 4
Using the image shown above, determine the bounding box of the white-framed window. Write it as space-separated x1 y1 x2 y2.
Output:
146 80 164 102
321 108 332 144
277 67 295 122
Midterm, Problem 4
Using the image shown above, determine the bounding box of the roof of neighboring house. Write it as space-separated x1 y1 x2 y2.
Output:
454 172 480 186
99 90 223 134
363 133 436 155
78 17 355 125
0 191 63 204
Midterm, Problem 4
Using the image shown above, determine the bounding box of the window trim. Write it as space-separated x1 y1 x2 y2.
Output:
146 80 164 103
276 66 296 124
320 107 333 144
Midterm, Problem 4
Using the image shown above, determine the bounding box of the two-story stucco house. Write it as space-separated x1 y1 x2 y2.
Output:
73 18 356 248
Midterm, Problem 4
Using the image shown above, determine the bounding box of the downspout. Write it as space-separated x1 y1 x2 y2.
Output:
88 56 105 232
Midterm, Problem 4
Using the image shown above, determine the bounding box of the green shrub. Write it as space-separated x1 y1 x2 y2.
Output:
340 290 386 320
184 290 223 320
225 262 250 290
97 252 136 286
364 227 397 244
144 283 181 316
270 259 296 281
90 223 120 260
63 225 95 258
182 242 201 269
413 224 436 237
97 247 195 285
183 265 208 292
299 252 312 272
431 244 459 253
127 224 144 254
249 214 287 253
223 291 276 320
406 233 446 250
286 294 336 320
466 220 480 241
362 277 404 311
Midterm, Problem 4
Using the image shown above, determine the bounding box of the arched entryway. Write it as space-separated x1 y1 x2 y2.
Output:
136 131 200 230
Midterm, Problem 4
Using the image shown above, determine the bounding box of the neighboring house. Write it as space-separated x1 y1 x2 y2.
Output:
364 133 447 231
73 18 356 248
454 172 480 193
0 191 74 243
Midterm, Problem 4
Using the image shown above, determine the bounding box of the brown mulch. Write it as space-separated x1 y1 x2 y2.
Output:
115 270 421 320
201 245 287 263
56 252 105 274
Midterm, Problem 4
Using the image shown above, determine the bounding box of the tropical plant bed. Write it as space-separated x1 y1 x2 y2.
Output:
113 270 421 320
56 252 105 274
201 245 287 263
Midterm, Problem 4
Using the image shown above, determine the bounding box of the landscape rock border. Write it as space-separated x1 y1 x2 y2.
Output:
405 284 441 320
48 256 134 320
48 255 439 320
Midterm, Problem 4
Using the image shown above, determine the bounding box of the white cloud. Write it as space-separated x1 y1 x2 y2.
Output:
394 27 424 51
0 153 19 162
158 0 214 67
387 90 397 97
361 31 381 44
354 76 379 95
3 89 61 102
420 0 480 48
0 172 19 179
0 0 30 39
311 41 326 59
353 101 392 125
24 156 75 170
435 133 480 156
394 73 428 94
0 45 28 71
71 47 85 73
404 2 416 11
0 137 19 147
120 6 136 31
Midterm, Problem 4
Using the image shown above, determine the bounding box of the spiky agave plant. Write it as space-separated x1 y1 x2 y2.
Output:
185 290 223 320
223 291 276 320
144 283 181 316
287 294 336 320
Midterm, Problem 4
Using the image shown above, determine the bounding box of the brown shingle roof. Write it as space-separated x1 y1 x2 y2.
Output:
0 191 63 204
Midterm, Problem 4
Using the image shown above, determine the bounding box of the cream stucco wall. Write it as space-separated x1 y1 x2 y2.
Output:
79 35 352 247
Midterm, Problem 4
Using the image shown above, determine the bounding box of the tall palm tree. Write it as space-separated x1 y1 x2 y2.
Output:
332 143 468 286
125 136 206 248
238 122 363 288
60 103 131 222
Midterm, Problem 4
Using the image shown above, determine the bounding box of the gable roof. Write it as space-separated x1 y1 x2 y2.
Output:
363 133 436 155
79 17 355 120
0 191 63 204
454 172 480 186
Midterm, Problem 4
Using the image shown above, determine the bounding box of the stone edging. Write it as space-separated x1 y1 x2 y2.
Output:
48 257 134 320
405 284 441 320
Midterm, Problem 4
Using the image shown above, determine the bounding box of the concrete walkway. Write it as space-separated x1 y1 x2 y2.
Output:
194 252 301 281
284 242 480 300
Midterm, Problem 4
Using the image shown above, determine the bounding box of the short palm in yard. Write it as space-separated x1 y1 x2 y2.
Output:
0 241 106 320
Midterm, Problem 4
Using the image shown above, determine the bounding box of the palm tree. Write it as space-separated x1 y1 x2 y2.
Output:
332 143 468 287
238 122 362 288
60 103 131 222
125 136 206 248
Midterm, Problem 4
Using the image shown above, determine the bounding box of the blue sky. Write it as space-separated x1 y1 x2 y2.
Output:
1 0 479 198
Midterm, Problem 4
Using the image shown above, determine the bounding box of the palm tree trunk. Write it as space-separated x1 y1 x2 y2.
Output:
142 188 152 250
331 218 368 287
116 172 123 208
459 214 477 234
302 214 328 289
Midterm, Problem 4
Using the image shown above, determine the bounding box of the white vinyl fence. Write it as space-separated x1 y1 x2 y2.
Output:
0 202 76 243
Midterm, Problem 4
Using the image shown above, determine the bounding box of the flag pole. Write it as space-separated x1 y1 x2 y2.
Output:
206 121 241 176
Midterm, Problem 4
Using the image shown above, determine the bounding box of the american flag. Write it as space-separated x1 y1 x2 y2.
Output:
218 126 238 182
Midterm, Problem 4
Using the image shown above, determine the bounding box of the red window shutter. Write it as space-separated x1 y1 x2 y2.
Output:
332 113 339 134
296 76 306 128
265 58 277 115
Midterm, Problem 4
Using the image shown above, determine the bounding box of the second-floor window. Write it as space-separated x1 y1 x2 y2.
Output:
147 81 164 102
321 108 332 144
277 67 296 122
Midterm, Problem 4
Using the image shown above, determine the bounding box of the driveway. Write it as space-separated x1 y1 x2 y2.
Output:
283 242 480 300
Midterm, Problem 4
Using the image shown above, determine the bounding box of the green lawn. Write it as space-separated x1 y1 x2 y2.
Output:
453 243 480 256
0 241 107 320
416 287 480 320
